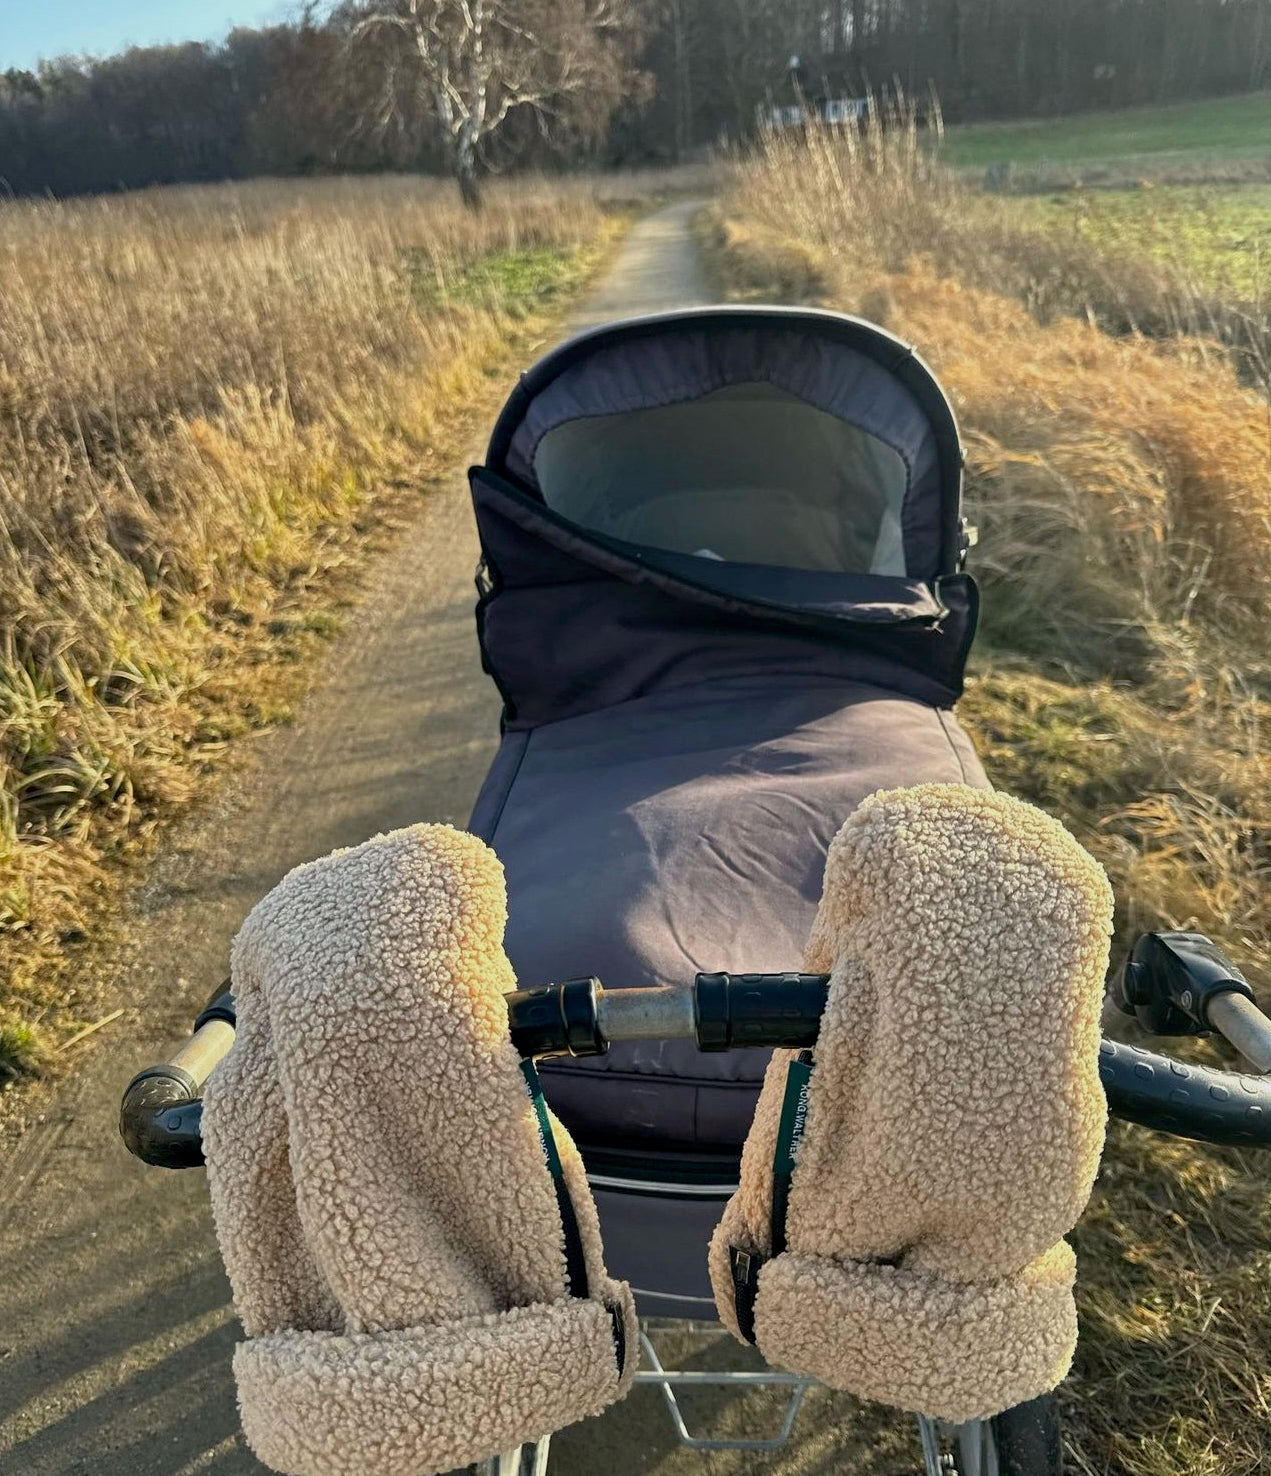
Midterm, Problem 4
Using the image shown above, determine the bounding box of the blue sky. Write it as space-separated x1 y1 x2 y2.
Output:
0 1 297 72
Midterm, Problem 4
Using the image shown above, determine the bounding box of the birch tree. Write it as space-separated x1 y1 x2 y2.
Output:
339 0 649 206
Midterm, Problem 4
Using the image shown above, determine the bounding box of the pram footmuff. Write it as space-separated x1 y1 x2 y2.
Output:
466 307 987 1316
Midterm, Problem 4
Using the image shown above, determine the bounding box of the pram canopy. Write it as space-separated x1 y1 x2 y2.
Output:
468 308 987 1161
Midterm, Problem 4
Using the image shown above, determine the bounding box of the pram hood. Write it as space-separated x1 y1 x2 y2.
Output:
471 307 977 726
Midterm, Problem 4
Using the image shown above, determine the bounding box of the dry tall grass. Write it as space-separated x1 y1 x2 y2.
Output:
723 113 1271 395
0 173 621 1082
712 120 1271 1476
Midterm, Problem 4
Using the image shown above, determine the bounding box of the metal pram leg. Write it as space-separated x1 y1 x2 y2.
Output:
471 1316 812 1472
633 1319 815 1453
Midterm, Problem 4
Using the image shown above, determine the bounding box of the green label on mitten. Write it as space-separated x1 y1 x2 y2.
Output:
770 1053 814 1257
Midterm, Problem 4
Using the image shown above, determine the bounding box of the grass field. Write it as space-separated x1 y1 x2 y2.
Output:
711 118 1271 1476
1006 184 1271 299
0 174 631 1085
944 89 1271 169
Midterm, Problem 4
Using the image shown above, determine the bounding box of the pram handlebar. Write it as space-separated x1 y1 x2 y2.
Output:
120 948 1271 1170
504 973 830 1057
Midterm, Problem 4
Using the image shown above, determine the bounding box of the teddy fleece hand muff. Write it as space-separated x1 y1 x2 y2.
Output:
201 824 636 1476
708 784 1113 1423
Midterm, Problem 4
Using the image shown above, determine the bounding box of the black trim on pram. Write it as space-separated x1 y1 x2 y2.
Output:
470 465 981 722
579 1144 742 1198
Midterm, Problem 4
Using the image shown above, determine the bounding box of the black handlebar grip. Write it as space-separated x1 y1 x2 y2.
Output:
506 979 606 1059
193 986 235 1034
1099 1037 1271 1148
695 973 830 1051
119 1067 207 1169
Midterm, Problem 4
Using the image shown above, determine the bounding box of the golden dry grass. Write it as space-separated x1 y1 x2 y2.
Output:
722 114 1271 395
711 121 1271 1476
0 172 627 1082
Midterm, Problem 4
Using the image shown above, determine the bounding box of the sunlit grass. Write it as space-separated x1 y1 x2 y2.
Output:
408 243 591 312
0 172 629 1081
1007 185 1271 301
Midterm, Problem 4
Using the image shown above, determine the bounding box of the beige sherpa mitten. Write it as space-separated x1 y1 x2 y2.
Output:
709 784 1112 1423
202 824 636 1476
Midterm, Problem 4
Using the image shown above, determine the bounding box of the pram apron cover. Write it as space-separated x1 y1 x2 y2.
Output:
467 308 988 1156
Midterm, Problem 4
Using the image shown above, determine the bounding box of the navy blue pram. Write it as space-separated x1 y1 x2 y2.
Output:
466 307 986 1320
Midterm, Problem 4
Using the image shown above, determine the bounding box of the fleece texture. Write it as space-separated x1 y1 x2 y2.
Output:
709 784 1113 1423
202 824 636 1476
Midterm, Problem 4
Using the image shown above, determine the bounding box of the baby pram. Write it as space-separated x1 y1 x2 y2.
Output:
121 307 1271 1476
465 308 980 1298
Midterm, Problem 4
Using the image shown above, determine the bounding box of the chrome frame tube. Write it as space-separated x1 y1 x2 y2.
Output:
917 1415 946 1475
168 1018 236 1089
916 1413 1001 1476
477 1440 550 1476
596 985 697 1041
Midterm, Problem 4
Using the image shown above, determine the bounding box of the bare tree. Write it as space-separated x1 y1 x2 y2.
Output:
338 0 648 206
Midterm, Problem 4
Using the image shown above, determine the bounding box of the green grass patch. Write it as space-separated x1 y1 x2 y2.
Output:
944 90 1271 169
0 1017 49 1084
408 244 590 315
1003 183 1271 297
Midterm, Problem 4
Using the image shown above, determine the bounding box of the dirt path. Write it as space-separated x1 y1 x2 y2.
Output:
0 200 911 1476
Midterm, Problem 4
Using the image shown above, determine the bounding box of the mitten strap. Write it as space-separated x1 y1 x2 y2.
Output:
729 1050 815 1344
770 1052 815 1258
522 1059 629 1380
521 1060 590 1300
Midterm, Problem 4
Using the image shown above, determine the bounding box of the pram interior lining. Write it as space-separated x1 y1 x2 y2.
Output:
533 383 908 575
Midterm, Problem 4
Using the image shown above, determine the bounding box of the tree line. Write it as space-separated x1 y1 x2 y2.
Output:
2 0 1270 199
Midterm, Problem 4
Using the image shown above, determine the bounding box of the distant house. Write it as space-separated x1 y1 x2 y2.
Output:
767 97 869 130
765 55 868 132
824 96 870 124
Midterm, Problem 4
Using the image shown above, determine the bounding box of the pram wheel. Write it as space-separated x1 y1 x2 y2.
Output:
933 1392 1062 1475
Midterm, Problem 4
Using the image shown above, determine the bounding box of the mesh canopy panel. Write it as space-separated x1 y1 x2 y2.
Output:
533 384 908 575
